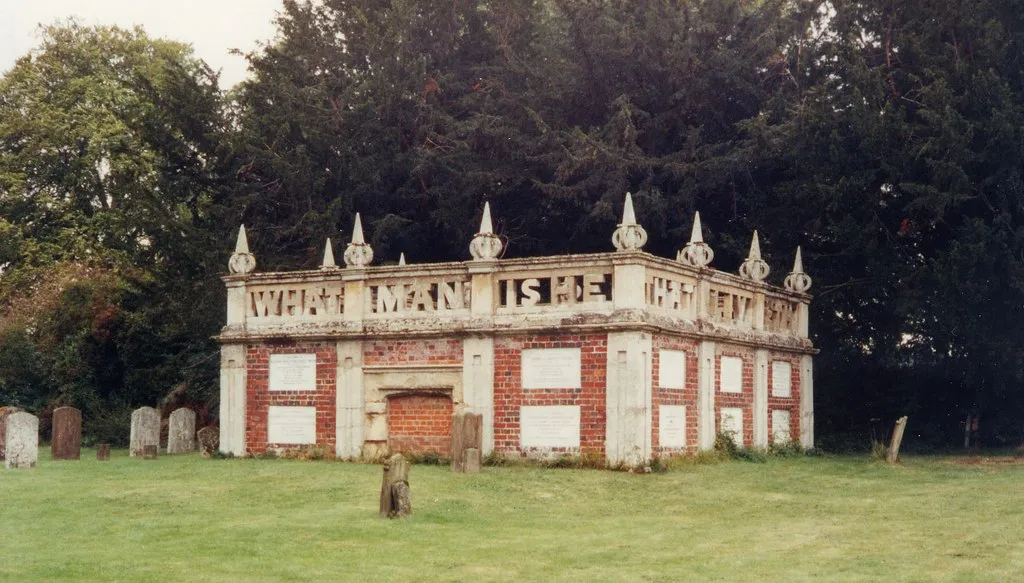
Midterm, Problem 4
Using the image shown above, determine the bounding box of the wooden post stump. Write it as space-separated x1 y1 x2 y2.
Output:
379 454 411 518
451 411 483 473
96 444 110 461
886 416 908 464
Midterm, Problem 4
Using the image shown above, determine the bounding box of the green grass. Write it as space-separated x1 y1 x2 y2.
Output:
2 449 1022 582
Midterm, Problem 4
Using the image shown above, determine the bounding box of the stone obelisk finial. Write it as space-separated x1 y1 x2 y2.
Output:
469 202 503 260
784 246 812 293
739 230 770 282
228 224 256 275
676 212 714 268
611 192 648 252
343 213 373 268
398 252 407 266
321 238 338 270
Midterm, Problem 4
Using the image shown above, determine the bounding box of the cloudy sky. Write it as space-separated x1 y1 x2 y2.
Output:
1 0 284 88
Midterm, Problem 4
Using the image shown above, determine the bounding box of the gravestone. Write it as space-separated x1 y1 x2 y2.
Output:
51 406 82 460
451 411 483 473
129 407 160 457
96 444 111 461
379 453 412 518
0 406 24 461
143 444 158 460
197 426 219 456
167 408 197 454
5 411 39 469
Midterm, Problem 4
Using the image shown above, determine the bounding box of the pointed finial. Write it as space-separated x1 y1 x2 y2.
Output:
228 224 256 275
739 230 770 282
321 238 337 270
612 192 647 251
480 202 494 234
677 212 714 267
343 213 373 267
470 202 504 260
784 246 812 293
398 252 406 266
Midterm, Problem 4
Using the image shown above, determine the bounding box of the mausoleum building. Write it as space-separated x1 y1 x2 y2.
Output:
218 195 815 467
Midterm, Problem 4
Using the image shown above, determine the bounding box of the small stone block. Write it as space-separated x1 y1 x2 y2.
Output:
463 447 481 473
142 444 158 459
96 444 111 461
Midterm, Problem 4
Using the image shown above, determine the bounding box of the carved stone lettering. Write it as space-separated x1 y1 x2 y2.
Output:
520 406 580 449
659 405 686 448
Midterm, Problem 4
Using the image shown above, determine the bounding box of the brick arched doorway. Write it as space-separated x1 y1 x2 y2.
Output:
386 392 453 455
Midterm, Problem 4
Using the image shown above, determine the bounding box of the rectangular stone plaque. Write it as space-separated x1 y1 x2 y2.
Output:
521 348 581 390
267 406 317 444
520 405 580 448
721 407 743 443
269 354 317 392
659 405 686 448
772 361 792 397
719 356 743 393
658 350 686 389
772 409 792 443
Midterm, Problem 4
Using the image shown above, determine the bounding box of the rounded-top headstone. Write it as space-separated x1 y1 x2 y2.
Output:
167 408 197 454
130 407 161 457
51 406 82 460
5 411 39 469
0 406 25 461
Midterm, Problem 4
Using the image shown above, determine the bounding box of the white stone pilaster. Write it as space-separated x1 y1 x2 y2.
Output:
342 271 367 322
218 344 246 455
605 331 652 467
462 337 495 454
753 349 769 447
696 340 716 450
335 339 365 459
800 354 814 448
225 279 247 326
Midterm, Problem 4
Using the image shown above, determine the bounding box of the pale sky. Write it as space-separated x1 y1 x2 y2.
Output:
0 0 284 88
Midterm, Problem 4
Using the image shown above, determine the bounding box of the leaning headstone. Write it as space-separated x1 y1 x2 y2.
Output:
5 411 39 469
51 406 82 460
96 444 111 461
886 416 909 464
167 408 197 454
0 406 24 461
143 444 158 460
129 407 160 457
197 426 219 457
379 453 412 518
464 447 482 473
451 411 483 473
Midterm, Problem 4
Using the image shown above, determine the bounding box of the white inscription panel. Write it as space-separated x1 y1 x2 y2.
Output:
267 406 317 444
720 356 743 393
520 406 580 448
659 350 686 389
721 407 743 443
772 361 792 397
659 405 686 448
269 354 317 391
772 409 792 443
522 348 581 389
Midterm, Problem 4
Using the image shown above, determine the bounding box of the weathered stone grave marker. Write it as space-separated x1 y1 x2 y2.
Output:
142 444 158 460
451 411 483 473
51 406 82 460
0 406 24 461
130 407 160 457
167 408 196 454
887 416 909 464
197 426 219 456
96 444 111 461
5 411 39 469
379 453 412 518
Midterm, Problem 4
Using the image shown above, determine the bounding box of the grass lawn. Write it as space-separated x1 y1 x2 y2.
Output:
1 450 1022 582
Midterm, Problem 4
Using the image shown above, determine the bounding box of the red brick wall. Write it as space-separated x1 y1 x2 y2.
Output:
364 339 462 366
715 346 755 447
493 334 607 456
387 394 453 454
246 342 337 454
652 336 700 456
768 352 802 444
